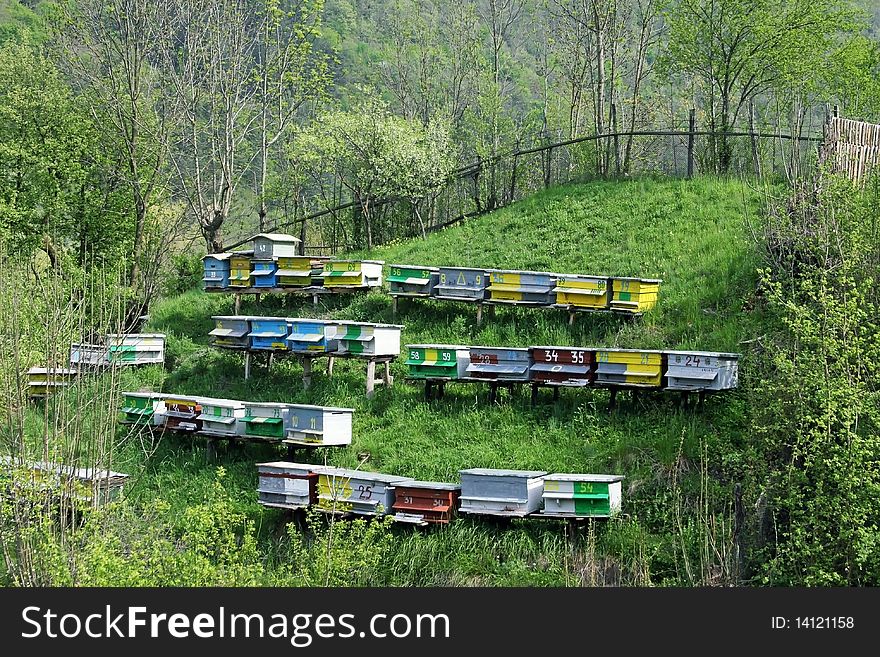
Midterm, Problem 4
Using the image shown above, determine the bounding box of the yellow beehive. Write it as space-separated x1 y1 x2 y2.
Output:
609 277 661 314
228 254 252 288
553 275 610 310
276 256 314 287
594 349 663 387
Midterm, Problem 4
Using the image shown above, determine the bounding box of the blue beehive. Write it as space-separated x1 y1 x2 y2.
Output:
202 254 232 289
251 259 278 288
287 319 334 353
249 317 290 350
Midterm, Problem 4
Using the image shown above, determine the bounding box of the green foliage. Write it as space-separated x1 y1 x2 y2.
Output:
0 41 132 266
749 174 880 585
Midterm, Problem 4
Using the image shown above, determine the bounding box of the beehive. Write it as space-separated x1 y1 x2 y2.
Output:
486 269 556 305
540 474 624 518
391 481 461 525
106 333 165 365
664 351 740 392
316 468 412 516
27 367 78 399
458 468 547 517
387 264 439 297
553 274 610 310
609 277 661 314
228 252 252 288
241 402 291 440
404 344 470 379
196 397 247 437
594 348 664 388
529 346 594 386
434 267 488 302
252 233 301 259
120 391 165 426
248 317 290 351
69 343 109 367
209 316 252 349
320 260 384 288
327 321 402 357
0 457 130 509
202 253 232 289
465 347 531 382
162 396 203 433
250 259 278 288
256 461 323 509
276 256 318 287
287 319 333 353
284 404 354 447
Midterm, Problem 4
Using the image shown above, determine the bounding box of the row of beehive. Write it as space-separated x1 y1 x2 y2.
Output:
389 264 661 314
27 334 166 398
203 232 384 291
406 344 739 392
120 392 354 447
210 315 402 357
0 456 129 509
258 463 624 524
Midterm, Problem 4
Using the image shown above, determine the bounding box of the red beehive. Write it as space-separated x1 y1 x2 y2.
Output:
163 397 203 433
391 481 461 525
529 346 595 386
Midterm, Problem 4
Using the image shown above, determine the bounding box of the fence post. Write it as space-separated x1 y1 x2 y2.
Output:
544 147 554 188
611 102 620 175
509 151 519 203
749 100 761 178
687 108 696 179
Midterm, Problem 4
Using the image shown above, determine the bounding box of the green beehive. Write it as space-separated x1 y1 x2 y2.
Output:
540 474 624 518
405 344 470 379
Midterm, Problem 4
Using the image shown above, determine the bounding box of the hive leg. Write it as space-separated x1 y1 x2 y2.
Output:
384 361 393 386
366 360 376 398
392 296 398 318
327 356 335 376
476 303 483 326
302 357 312 389
425 381 433 401
553 386 560 401
234 294 241 314
244 352 251 380
531 383 539 407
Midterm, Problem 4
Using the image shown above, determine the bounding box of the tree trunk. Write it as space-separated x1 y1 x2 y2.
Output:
593 4 606 175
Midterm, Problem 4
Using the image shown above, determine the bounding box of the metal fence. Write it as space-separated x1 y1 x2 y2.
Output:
225 110 825 255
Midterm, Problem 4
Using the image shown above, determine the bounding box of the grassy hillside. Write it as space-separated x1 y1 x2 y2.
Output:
72 177 779 585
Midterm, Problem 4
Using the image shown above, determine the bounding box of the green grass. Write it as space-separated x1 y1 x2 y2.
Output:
31 176 780 586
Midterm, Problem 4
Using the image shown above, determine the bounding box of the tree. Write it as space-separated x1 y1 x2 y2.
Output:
294 96 454 249
52 0 170 285
0 42 130 268
662 0 862 173
160 0 326 252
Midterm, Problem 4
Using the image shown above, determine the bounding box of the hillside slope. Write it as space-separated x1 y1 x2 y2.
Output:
114 177 774 585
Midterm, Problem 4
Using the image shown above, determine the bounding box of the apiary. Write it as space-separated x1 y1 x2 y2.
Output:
320 260 384 288
327 321 402 357
250 259 278 288
465 347 531 382
196 397 247 437
391 481 461 525
404 344 470 379
529 346 595 386
287 319 333 353
284 404 354 447
248 317 290 351
664 350 740 392
434 267 488 302
252 233 301 259
27 367 78 399
316 468 412 516
120 391 166 426
228 252 252 288
594 348 664 388
540 474 624 518
106 333 165 365
202 253 232 289
552 274 610 310
458 468 548 517
609 277 661 314
387 264 439 297
241 402 291 440
161 396 203 433
208 316 251 349
256 461 323 509
486 269 556 305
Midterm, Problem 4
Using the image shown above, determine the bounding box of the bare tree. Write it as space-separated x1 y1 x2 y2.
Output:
52 0 170 286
